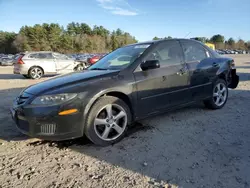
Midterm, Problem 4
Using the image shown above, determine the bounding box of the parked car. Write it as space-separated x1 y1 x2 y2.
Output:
10 39 239 146
13 51 87 79
87 53 106 65
0 57 14 66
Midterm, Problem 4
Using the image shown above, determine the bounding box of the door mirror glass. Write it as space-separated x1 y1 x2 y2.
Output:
140 60 160 71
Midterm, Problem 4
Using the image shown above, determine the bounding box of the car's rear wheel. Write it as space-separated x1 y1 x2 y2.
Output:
28 67 44 79
204 79 228 109
85 96 131 146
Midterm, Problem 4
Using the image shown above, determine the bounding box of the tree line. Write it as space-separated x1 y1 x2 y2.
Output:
1 24 250 55
0 22 138 54
153 35 250 50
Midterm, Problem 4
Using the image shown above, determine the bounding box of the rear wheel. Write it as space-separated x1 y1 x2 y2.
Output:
204 79 228 109
85 96 131 146
28 67 44 79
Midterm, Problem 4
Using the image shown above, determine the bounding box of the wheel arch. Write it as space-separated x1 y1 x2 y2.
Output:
216 68 229 83
83 90 134 122
28 65 45 75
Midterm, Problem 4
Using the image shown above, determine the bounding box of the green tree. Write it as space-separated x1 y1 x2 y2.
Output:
210 34 225 43
115 28 123 36
153 36 160 40
80 23 92 35
227 38 235 46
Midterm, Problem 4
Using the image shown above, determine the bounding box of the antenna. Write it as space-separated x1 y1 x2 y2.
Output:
184 32 191 38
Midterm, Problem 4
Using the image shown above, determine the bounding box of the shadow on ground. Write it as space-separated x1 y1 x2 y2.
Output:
238 72 250 81
25 89 250 187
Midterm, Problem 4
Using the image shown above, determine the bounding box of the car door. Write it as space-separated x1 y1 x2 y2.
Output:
180 40 215 100
39 53 57 73
53 53 75 74
133 40 191 117
28 53 56 73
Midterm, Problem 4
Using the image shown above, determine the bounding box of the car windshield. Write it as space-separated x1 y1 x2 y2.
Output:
88 44 151 70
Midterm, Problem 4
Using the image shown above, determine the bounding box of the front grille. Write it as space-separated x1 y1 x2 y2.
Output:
40 124 56 135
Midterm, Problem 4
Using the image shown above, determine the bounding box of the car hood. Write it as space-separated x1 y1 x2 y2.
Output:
24 70 119 95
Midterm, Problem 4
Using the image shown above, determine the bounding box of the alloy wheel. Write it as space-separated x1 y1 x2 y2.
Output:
213 82 227 106
77 65 84 71
31 68 43 79
94 104 127 141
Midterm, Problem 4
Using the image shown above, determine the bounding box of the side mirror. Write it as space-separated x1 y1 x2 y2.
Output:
140 60 160 71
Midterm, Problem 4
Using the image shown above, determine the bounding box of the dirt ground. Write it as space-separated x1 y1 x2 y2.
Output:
0 55 250 188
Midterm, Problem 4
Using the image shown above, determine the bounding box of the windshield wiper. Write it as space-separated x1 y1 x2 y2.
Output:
90 68 108 70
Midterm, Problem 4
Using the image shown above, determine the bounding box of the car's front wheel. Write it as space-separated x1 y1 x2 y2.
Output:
74 64 86 71
85 96 131 146
204 79 228 109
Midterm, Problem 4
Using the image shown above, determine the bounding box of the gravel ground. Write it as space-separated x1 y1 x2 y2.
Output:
0 55 250 188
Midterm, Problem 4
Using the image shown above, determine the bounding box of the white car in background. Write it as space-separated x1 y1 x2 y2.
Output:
13 51 86 79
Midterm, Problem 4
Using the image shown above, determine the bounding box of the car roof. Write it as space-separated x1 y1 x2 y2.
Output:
124 38 203 47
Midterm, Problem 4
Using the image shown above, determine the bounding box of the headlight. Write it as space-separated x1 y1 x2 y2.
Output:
31 93 77 105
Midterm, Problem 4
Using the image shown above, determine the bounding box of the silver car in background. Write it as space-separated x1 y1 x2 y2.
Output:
13 51 86 79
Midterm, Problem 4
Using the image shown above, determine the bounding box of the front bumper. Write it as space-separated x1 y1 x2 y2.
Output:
10 99 84 141
228 69 239 89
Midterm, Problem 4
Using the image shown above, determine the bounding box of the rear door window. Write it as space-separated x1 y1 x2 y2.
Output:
29 53 53 59
38 53 53 59
181 41 208 63
29 53 39 58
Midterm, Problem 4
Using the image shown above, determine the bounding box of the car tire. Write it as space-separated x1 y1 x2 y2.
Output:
204 79 228 109
22 75 30 79
74 64 85 71
28 67 44 79
85 96 131 146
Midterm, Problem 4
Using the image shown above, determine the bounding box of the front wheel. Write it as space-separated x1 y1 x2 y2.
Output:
85 96 131 146
204 79 228 109
74 64 86 71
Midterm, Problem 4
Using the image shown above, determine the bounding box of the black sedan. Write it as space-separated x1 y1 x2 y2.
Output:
10 39 239 146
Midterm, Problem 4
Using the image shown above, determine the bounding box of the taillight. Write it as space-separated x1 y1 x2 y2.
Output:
90 57 99 64
17 55 25 64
